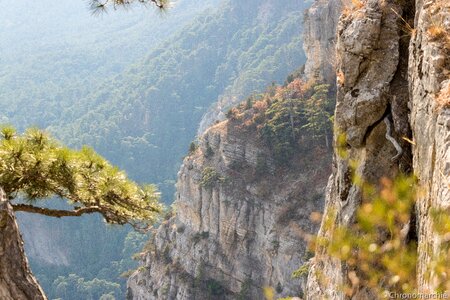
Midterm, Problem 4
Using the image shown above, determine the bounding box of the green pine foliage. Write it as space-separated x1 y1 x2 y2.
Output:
0 126 163 229
0 0 309 297
189 141 199 154
200 167 225 188
52 274 121 300
228 78 335 165
302 84 335 145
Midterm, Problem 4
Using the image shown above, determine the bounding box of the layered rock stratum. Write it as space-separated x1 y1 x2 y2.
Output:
128 115 331 299
306 0 450 298
128 0 450 299
302 0 342 85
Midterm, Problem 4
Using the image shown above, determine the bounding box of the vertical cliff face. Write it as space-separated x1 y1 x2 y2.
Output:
307 0 412 297
302 0 342 85
307 0 450 298
128 111 331 299
409 0 450 291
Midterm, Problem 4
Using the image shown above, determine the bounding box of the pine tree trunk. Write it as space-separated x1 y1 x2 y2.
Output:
0 188 47 300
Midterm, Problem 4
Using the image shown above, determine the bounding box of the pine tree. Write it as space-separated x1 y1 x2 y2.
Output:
302 84 333 148
0 126 162 229
0 126 163 299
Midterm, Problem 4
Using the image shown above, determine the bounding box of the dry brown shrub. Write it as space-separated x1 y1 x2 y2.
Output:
252 100 268 112
337 71 345 86
428 25 446 41
436 81 450 109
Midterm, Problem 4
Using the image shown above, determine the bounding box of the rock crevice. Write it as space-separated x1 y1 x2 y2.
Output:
307 0 450 298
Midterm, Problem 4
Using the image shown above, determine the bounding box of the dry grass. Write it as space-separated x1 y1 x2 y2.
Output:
391 8 416 37
341 0 365 17
428 24 447 40
351 0 364 9
427 23 450 52
427 0 450 50
337 71 345 86
436 81 450 109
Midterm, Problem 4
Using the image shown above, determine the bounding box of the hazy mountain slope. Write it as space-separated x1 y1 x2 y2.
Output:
52 0 309 202
0 0 220 129
1 0 220 298
1 0 310 298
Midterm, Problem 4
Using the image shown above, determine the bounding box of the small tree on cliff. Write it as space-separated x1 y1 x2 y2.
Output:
302 84 334 148
0 127 163 299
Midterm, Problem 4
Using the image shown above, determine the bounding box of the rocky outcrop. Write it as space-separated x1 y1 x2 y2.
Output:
128 0 450 298
128 117 331 299
0 188 46 300
409 0 450 292
307 0 414 298
303 0 342 85
307 0 450 298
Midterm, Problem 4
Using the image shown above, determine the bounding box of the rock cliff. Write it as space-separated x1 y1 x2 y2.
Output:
128 108 331 299
128 0 450 298
302 0 342 85
306 0 450 298
409 0 450 292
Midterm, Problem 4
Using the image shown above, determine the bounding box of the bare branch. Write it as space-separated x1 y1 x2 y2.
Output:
12 204 103 218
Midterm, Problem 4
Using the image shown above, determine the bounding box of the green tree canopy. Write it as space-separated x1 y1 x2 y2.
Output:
0 126 162 231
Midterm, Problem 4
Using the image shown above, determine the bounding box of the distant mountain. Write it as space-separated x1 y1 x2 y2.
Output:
0 0 220 130
0 0 309 298
51 0 309 201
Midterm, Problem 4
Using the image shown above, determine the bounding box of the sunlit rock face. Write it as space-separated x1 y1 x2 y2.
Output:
128 117 331 299
307 0 450 298
409 0 450 292
303 0 342 85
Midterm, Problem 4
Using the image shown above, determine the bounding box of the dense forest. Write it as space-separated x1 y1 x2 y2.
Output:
3 0 448 298
0 0 310 298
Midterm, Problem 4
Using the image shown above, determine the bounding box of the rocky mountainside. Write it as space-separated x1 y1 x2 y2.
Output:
409 0 449 291
306 0 450 298
128 0 450 298
302 0 342 84
127 1 339 298
127 93 332 299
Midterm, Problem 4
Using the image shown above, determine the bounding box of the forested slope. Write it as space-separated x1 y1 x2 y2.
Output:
0 0 310 298
51 0 309 200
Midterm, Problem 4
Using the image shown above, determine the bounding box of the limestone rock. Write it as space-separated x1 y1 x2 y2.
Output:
409 0 450 292
128 120 331 299
307 0 412 298
307 0 450 298
303 0 343 85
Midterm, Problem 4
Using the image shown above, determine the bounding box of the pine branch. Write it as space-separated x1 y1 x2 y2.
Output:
12 204 103 218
